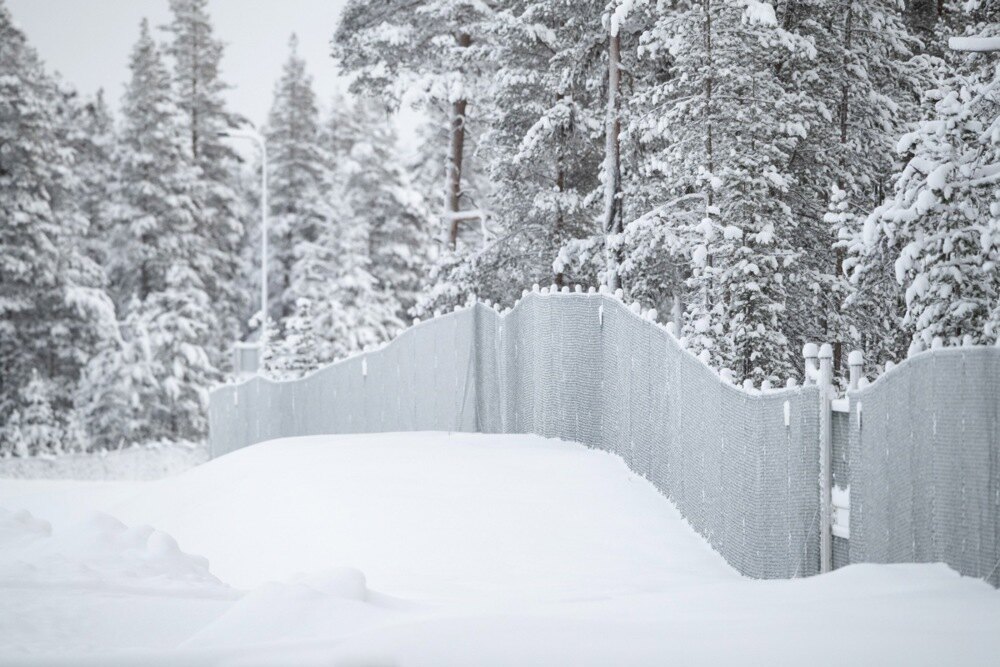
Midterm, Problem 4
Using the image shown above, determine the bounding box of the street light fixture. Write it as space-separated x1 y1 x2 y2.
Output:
219 126 269 349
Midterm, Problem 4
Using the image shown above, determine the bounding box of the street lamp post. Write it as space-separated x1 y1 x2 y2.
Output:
219 127 268 346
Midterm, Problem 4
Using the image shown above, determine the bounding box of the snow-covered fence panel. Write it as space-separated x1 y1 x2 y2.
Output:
209 291 999 583
210 292 822 579
208 308 479 458
846 347 1000 586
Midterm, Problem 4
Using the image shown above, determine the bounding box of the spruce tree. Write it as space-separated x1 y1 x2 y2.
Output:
137 265 219 441
266 35 335 321
74 308 158 451
108 19 219 442
18 370 62 456
630 1 809 382
860 41 1000 347
163 0 246 360
109 19 202 307
328 94 431 320
264 298 322 379
0 0 117 447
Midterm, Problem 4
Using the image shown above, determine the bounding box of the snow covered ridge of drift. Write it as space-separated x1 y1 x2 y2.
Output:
1 433 999 665
0 507 231 595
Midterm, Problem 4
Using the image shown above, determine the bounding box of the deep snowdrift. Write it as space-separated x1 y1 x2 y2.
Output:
0 432 998 665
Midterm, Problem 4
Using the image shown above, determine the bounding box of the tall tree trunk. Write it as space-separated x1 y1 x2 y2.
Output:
833 6 854 374
603 22 623 291
702 0 715 305
446 32 472 249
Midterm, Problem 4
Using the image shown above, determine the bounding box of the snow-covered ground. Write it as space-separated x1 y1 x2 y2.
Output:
0 432 997 665
0 440 207 481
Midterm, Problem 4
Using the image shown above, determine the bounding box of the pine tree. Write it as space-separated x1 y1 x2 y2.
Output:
106 20 220 442
137 265 219 441
19 370 62 456
74 307 158 451
162 0 246 361
780 0 927 374
0 0 117 446
329 94 431 320
472 0 605 303
109 19 203 308
334 0 494 249
264 298 322 379
860 38 1000 347
266 35 335 321
629 1 808 382
63 89 117 269
314 209 403 361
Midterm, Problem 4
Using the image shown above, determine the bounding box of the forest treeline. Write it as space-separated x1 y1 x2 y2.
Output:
1 0 997 455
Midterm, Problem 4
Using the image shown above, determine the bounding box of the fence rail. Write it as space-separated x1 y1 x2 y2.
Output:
209 290 1000 585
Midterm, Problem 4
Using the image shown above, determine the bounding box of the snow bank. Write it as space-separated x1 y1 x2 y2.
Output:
0 507 230 595
0 432 997 665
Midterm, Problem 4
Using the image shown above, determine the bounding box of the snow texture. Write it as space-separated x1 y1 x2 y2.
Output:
1 432 998 664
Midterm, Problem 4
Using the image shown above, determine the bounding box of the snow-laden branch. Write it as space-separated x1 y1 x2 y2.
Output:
948 36 1000 53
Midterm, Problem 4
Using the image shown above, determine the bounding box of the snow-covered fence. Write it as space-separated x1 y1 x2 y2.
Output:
209 306 480 454
208 290 1000 585
842 348 1000 585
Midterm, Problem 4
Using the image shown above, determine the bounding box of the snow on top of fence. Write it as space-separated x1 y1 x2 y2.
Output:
224 280 999 399
218 283 817 398
849 334 1000 394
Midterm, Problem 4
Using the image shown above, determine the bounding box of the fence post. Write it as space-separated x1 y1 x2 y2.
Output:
848 350 864 391
803 343 818 385
818 343 834 573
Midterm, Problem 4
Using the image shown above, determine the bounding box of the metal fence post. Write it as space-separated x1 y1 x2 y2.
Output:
818 343 834 573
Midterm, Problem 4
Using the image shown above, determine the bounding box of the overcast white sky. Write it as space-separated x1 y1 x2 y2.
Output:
8 0 350 128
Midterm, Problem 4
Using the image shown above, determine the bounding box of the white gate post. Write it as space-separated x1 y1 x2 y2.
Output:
848 350 864 391
803 343 819 385
818 343 834 573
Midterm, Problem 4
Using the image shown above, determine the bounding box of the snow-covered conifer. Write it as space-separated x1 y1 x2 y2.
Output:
328 94 431 319
0 0 117 447
266 35 335 321
860 39 1000 346
162 0 247 359
264 298 322 379
136 265 219 441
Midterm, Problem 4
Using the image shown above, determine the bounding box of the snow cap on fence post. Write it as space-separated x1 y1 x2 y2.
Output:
803 342 819 385
848 350 864 391
818 344 834 398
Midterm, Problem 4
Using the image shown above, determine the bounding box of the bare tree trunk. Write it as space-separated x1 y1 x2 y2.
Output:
602 24 623 291
446 32 472 250
702 0 715 305
833 6 854 375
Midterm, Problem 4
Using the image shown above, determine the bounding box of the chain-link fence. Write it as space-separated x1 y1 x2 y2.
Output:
209 292 999 585
845 347 1000 586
